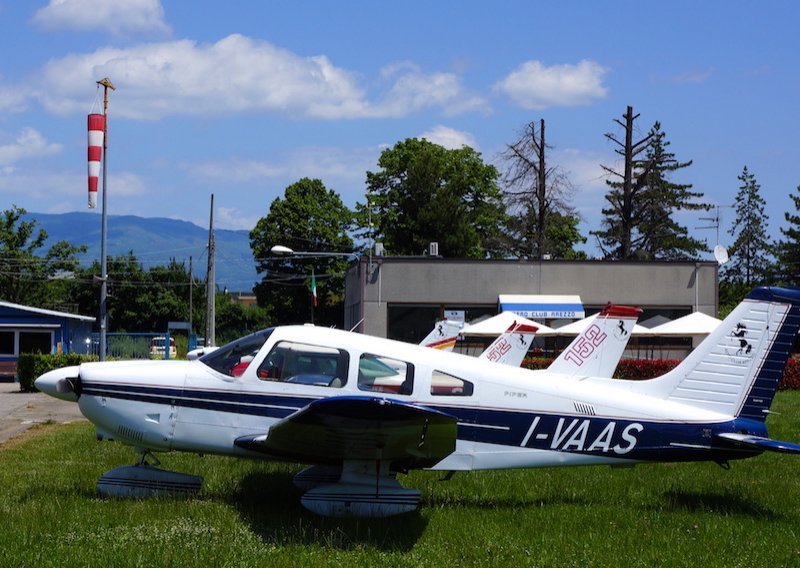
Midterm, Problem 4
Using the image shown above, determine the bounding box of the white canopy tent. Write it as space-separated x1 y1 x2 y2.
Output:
553 313 651 336
646 311 722 336
460 311 556 337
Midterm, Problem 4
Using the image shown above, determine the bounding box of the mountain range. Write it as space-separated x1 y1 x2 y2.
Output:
24 212 258 291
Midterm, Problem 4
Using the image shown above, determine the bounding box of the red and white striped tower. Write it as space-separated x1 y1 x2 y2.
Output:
87 113 105 209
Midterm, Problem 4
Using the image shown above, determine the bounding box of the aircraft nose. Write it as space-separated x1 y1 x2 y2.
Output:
35 365 80 402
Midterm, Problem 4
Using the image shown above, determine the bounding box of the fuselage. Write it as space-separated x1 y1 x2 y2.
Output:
61 324 763 471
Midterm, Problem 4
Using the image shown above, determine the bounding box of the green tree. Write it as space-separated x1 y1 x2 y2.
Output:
359 138 507 258
250 178 354 326
215 292 272 344
543 213 588 259
0 205 86 305
501 119 585 259
722 167 774 307
593 117 707 260
636 123 709 259
775 184 800 287
71 254 199 333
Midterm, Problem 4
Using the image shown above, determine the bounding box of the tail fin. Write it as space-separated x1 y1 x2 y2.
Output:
548 304 641 377
479 322 537 366
636 287 800 421
420 320 463 351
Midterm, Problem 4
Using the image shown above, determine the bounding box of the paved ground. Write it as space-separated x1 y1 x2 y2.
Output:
0 380 86 445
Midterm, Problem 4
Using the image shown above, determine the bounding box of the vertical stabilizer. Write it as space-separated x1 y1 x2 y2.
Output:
479 322 538 366
638 287 800 420
549 305 641 378
420 320 463 351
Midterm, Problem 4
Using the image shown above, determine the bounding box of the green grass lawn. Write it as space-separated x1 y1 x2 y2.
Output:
4 393 800 567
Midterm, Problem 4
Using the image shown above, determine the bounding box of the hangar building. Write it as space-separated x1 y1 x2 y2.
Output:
344 257 718 345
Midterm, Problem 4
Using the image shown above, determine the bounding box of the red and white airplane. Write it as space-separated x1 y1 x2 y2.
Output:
418 320 462 351
36 287 800 518
480 303 641 372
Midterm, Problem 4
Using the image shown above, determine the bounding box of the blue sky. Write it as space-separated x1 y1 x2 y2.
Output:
1 0 798 259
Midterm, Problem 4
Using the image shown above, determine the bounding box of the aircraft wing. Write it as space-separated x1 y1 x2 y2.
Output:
234 396 457 469
715 433 800 454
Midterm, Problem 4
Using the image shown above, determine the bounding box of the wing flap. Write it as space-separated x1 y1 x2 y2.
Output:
715 432 800 454
235 396 457 469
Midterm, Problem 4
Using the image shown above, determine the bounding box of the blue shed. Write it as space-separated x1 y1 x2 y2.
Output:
0 301 95 378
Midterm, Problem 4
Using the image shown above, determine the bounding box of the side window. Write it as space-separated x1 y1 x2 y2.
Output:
257 341 347 388
358 354 414 395
431 370 474 396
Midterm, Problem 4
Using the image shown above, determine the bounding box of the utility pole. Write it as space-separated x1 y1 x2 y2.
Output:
601 105 654 259
205 194 216 347
188 255 193 334
535 118 546 259
96 77 115 361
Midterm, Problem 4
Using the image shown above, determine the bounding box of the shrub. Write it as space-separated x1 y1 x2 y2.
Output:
779 358 800 390
16 352 98 392
614 359 680 380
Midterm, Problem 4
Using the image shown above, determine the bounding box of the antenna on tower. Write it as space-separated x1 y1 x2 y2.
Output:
696 204 733 265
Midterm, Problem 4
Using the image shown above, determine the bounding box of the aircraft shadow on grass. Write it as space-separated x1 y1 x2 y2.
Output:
226 470 427 551
659 490 780 520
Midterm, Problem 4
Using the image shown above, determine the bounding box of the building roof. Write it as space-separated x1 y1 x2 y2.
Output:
461 311 556 337
0 301 95 322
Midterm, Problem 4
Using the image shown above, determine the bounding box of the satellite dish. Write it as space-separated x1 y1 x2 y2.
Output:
713 244 729 266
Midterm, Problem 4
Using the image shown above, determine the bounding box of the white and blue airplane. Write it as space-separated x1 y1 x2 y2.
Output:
35 287 800 518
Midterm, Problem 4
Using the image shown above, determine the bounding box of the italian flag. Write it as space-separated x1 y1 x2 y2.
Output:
310 269 318 306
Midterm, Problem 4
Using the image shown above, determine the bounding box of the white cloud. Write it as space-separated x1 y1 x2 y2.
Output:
0 128 62 166
0 85 27 113
0 167 146 204
187 146 376 190
31 35 486 120
670 68 713 85
216 206 260 231
494 60 609 109
32 0 170 36
373 63 489 117
420 125 478 150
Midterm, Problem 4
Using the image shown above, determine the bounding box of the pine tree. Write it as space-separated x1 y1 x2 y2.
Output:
593 114 707 260
775 184 800 286
724 167 774 288
592 106 653 259
636 122 709 259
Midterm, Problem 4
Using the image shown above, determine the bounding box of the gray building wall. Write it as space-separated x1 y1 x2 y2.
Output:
345 257 718 338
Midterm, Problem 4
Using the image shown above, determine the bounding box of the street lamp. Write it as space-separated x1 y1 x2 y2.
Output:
269 245 356 259
268 245 359 324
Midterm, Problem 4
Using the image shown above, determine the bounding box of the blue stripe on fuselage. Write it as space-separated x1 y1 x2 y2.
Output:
81 381 767 463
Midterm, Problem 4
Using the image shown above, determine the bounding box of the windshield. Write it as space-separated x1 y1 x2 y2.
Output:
199 328 275 376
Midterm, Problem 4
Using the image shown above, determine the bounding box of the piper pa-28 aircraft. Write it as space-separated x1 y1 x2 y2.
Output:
36 287 800 518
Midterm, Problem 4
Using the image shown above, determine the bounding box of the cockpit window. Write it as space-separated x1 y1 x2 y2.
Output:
431 370 474 396
358 354 414 395
256 341 348 387
199 328 275 377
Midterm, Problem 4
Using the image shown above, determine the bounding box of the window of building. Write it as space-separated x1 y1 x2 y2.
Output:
0 331 14 356
431 370 474 396
257 341 348 388
358 353 413 395
19 331 52 354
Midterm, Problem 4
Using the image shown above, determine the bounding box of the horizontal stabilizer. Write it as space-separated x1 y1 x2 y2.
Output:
235 396 457 469
715 432 800 454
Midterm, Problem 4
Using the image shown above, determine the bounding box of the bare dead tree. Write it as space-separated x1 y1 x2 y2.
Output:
501 119 578 259
594 106 655 259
